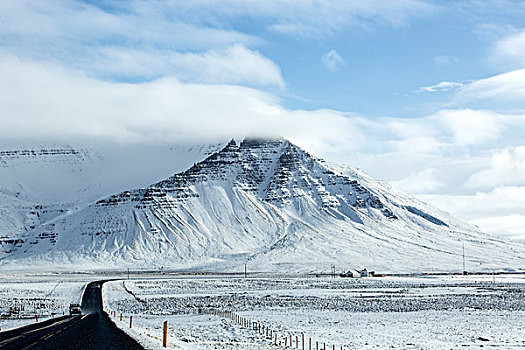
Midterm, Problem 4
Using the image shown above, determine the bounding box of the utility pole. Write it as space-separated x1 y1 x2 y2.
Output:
244 263 247 278
462 242 466 275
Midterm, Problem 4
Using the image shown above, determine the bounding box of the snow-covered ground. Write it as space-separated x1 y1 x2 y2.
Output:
103 275 525 349
0 273 89 331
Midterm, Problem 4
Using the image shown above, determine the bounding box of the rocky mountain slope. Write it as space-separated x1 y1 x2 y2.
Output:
0 143 222 254
2 138 524 273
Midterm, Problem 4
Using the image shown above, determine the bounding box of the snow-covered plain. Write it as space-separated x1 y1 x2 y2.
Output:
0 273 89 331
103 275 525 349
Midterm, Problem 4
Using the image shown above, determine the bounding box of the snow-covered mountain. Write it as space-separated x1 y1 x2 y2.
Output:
2 138 524 273
0 142 223 254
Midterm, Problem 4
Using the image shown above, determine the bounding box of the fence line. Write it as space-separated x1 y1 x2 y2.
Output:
104 307 345 350
203 308 345 350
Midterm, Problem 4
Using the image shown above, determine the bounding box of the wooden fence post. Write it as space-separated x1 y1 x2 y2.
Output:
120 313 122 321
302 334 305 350
163 321 168 347
35 315 38 322
129 315 133 328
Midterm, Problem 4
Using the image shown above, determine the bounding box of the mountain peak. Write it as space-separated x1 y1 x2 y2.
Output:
6 138 524 273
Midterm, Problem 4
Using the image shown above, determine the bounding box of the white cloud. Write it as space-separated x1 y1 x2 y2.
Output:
0 0 433 72
0 0 266 86
466 146 525 189
391 168 445 194
378 109 507 155
150 0 435 37
388 135 443 154
322 50 344 72
433 55 461 66
343 108 525 207
0 1 431 86
0 55 358 156
0 1 284 87
0 0 259 51
453 68 525 111
416 81 464 93
91 45 284 88
491 29 525 68
434 109 504 146
421 186 525 240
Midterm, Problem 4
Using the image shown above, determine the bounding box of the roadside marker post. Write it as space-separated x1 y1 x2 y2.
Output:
163 321 168 347
129 315 133 328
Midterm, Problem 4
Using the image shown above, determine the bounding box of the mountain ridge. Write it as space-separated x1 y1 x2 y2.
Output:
2 138 524 273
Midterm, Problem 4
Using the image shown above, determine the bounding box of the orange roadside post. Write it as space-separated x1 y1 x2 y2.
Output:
163 321 168 347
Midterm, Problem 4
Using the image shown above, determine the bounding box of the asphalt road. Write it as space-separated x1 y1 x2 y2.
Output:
0 281 144 350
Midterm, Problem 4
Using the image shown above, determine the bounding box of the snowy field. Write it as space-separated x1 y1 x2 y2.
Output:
103 275 525 349
0 273 90 331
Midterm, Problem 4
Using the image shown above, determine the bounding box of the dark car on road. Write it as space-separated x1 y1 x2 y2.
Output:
69 303 82 316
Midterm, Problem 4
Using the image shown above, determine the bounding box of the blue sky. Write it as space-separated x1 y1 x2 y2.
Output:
1 0 525 239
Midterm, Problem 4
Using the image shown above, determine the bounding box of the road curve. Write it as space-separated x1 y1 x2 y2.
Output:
0 281 144 350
